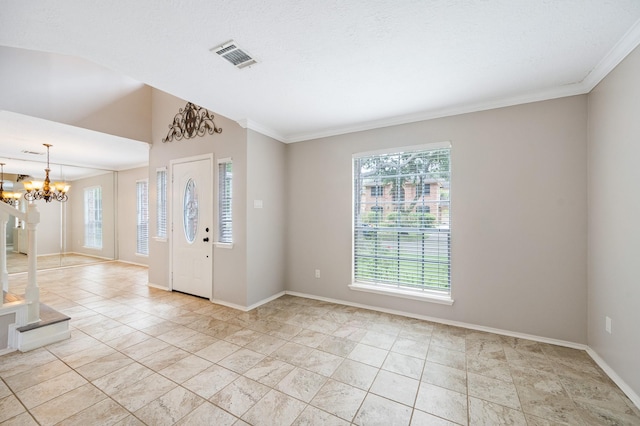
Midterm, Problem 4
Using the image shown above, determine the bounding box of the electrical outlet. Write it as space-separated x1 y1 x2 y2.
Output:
605 316 612 334
315 269 320 279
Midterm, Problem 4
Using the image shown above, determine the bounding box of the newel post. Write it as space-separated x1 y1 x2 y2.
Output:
25 203 40 323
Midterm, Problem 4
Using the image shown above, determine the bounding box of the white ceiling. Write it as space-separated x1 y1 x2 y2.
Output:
1 0 640 149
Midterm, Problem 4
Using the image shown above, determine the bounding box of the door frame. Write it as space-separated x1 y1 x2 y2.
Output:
169 153 214 298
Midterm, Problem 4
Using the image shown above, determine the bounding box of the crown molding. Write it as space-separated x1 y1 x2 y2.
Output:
236 118 285 143
582 17 640 91
284 82 588 143
246 17 640 145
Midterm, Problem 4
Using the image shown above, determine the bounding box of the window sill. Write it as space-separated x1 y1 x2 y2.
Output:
348 282 454 305
215 242 234 249
153 237 167 243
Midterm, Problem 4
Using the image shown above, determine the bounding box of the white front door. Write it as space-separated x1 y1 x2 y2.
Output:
171 156 213 299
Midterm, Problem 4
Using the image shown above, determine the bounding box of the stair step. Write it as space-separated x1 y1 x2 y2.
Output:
16 304 70 333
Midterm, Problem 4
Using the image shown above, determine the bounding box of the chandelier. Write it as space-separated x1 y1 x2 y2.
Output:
0 163 21 206
23 144 70 203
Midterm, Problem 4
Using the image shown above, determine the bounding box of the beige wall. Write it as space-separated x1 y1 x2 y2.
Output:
69 172 116 259
247 130 287 306
148 89 248 307
587 45 640 397
117 167 149 265
286 96 588 343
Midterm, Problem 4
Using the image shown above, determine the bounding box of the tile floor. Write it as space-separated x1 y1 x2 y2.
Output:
1 262 639 425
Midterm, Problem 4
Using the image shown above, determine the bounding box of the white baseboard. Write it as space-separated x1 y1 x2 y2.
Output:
246 291 286 311
587 348 640 410
211 291 286 312
147 282 170 291
210 298 251 312
116 259 150 268
285 291 587 350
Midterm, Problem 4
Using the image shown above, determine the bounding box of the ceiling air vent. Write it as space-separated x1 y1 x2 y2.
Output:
211 41 256 69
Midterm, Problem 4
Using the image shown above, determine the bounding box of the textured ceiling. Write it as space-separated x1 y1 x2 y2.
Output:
1 0 640 144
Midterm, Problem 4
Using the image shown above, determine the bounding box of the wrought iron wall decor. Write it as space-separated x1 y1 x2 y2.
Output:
162 102 223 143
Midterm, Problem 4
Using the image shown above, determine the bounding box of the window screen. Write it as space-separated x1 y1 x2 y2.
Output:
353 144 451 293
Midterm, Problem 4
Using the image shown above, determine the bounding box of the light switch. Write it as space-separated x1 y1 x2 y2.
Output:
254 200 263 209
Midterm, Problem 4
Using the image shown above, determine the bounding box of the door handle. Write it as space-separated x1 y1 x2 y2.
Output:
203 237 210 242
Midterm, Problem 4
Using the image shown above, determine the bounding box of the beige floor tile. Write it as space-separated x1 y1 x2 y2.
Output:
134 386 204 426
422 361 467 394
137 344 190 371
56 398 129 426
297 349 343 376
410 409 459 425
291 329 329 348
16 370 87 409
426 345 466 371
4 360 71 393
172 331 218 353
110 373 176 412
517 386 586 424
371 369 420 407
219 348 266 374
415 383 468 425
4 263 637 426
92 362 154 395
120 336 171 360
272 342 314 365
158 354 212 383
392 337 430 359
468 372 521 410
174 401 238 426
354 393 413 426
74 351 134 381
58 342 117 369
276 367 328 402
331 359 379 390
310 379 367 422
347 343 388 368
183 364 239 399
103 330 152 350
211 376 270 417
0 411 39 426
292 405 349 426
382 351 425 380
468 397 527 426
0 349 57 378
244 357 297 387
0 395 26 423
317 335 358 357
194 340 241 363
28 383 106 426
242 389 307 426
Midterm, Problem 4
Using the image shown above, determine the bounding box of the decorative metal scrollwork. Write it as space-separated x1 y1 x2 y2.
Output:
162 102 223 143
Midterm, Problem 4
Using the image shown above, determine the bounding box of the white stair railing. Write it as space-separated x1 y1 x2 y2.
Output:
0 201 40 324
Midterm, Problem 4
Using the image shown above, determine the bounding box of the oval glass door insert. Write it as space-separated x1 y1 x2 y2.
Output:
183 178 198 243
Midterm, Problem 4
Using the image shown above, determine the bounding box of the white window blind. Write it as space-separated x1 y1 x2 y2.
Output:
353 145 451 294
84 186 102 249
137 179 149 255
218 159 233 244
156 168 167 239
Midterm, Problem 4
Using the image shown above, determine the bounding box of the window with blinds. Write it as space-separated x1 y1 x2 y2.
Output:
84 186 103 249
137 179 149 255
218 159 233 244
156 168 167 239
353 144 451 294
